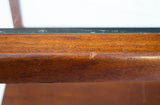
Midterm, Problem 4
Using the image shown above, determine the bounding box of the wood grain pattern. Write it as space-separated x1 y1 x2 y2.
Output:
0 34 160 53
2 82 160 105
0 33 160 83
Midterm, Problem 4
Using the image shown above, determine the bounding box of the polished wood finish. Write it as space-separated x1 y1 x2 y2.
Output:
0 34 160 53
2 82 160 105
0 33 160 83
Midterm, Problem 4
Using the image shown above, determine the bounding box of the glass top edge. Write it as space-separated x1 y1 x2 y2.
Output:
0 28 160 34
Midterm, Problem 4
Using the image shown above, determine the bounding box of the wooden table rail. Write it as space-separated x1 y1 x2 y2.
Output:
0 28 160 83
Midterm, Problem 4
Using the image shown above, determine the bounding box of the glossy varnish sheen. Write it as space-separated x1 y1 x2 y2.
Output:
0 33 160 83
0 34 160 53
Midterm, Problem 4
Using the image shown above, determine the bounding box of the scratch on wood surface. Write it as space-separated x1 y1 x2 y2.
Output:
89 52 97 59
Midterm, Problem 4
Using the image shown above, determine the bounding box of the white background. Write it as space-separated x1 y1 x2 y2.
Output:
0 0 13 28
20 0 160 27
0 84 6 105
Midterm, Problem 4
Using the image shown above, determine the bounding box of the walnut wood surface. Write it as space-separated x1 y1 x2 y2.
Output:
2 82 160 105
0 33 160 83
